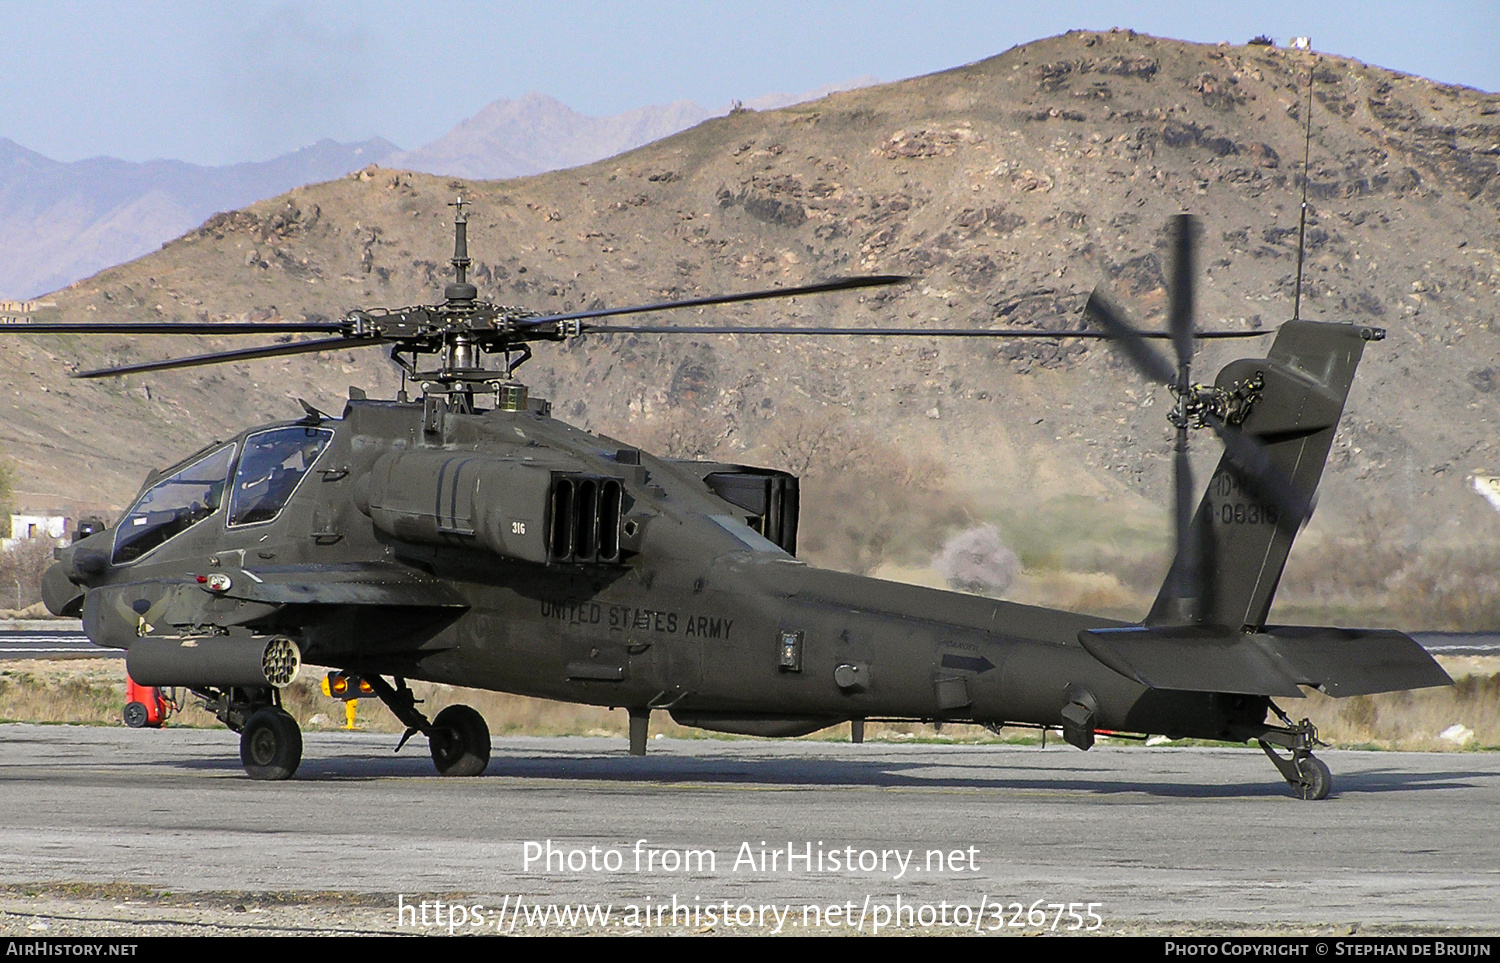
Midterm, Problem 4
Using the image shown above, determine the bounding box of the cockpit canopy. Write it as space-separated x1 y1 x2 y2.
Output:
112 425 332 565
113 444 235 564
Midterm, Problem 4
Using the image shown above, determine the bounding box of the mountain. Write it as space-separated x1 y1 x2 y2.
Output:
386 92 713 180
2 31 1497 621
0 137 400 299
1 80 882 300
385 81 883 180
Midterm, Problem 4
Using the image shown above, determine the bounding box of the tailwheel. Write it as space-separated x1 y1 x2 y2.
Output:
429 704 490 777
1295 754 1332 801
240 707 302 781
1257 707 1331 800
1259 740 1332 800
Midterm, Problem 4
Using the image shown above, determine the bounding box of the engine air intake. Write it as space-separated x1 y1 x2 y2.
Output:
704 469 799 555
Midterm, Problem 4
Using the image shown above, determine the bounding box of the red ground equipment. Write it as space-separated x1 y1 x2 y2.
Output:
123 672 172 728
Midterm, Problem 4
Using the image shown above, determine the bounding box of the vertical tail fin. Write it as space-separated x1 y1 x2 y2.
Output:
1147 320 1384 630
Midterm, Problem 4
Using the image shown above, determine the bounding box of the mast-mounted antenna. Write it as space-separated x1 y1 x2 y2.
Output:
1292 38 1315 321
446 196 475 301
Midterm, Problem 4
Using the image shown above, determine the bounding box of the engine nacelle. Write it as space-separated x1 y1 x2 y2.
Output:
667 461 799 555
357 451 626 565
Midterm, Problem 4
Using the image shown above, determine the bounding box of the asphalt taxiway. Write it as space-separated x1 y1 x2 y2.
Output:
0 724 1496 934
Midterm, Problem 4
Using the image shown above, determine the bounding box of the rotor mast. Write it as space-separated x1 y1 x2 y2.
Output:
449 197 472 289
388 197 537 412
436 197 487 401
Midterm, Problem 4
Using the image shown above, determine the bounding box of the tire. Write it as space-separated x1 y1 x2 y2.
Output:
1296 755 1332 801
430 704 490 777
239 708 302 780
123 702 150 729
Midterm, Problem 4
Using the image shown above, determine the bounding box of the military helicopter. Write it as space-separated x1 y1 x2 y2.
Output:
27 202 1448 799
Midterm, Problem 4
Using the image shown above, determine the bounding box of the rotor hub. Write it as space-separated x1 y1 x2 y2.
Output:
1168 373 1265 431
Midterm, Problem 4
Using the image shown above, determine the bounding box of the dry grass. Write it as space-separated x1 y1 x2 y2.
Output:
0 602 52 620
1278 522 1500 632
2 656 1497 753
0 660 691 738
1294 657 1500 751
0 661 127 725
0 659 921 743
1006 569 1143 621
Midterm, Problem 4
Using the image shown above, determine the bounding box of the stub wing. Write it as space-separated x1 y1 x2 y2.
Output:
1079 624 1452 698
219 562 468 608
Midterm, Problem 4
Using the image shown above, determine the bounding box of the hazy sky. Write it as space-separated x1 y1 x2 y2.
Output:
5 0 1498 166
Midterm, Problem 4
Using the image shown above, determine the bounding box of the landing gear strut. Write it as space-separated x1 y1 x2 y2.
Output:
1257 704 1330 801
363 675 491 776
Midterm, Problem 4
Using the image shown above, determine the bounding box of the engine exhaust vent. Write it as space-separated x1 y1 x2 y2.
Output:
704 470 799 555
549 474 625 564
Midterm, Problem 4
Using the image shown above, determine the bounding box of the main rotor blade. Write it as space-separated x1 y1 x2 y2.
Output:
1168 213 1198 371
591 324 1122 337
1 321 346 335
71 335 383 379
1082 287 1177 384
516 275 910 329
581 323 1270 338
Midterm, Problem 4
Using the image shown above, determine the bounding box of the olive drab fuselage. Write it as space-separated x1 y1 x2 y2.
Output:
56 392 1264 744
47 317 1453 780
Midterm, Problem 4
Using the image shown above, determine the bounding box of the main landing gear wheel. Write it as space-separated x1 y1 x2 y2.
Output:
429 704 490 777
359 677 490 776
240 707 303 780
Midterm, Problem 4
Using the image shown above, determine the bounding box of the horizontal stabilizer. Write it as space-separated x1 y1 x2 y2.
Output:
1079 624 1452 697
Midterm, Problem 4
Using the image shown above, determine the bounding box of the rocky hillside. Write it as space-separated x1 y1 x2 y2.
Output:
3 30 1497 576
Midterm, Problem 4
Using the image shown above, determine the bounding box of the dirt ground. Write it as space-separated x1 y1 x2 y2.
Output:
2 884 1493 937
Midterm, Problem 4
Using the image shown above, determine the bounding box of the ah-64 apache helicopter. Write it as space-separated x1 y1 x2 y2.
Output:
28 203 1448 799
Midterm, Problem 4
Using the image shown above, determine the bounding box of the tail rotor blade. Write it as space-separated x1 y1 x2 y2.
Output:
1168 214 1199 372
1084 286 1176 385
1207 415 1315 528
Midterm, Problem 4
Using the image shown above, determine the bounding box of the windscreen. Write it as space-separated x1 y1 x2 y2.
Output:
113 445 236 564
